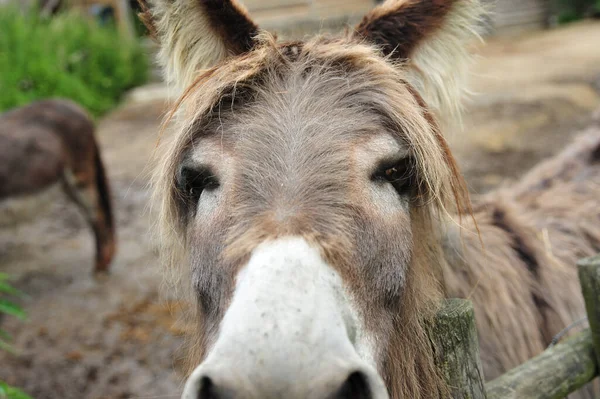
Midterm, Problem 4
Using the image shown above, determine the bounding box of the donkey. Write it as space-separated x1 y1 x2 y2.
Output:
140 0 600 397
0 99 116 274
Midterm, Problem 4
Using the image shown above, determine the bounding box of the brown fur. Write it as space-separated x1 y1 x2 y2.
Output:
138 0 258 52
137 0 260 88
355 0 458 60
197 0 259 53
145 0 599 397
0 99 116 273
443 127 600 380
353 0 484 123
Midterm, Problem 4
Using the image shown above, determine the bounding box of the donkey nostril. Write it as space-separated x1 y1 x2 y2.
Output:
333 371 374 399
197 376 218 399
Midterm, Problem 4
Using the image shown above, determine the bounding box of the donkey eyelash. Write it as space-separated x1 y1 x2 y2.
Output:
372 156 411 180
178 165 220 203
372 157 415 195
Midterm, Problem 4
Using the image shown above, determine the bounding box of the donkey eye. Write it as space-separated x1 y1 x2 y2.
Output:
383 166 405 182
178 166 220 203
373 158 414 195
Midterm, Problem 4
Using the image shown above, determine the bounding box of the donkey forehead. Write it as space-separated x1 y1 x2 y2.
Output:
184 103 407 170
180 43 418 164
186 132 405 179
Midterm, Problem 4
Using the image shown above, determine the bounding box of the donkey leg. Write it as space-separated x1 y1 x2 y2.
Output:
61 169 115 274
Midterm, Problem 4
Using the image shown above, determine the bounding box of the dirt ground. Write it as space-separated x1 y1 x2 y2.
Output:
454 21 600 192
1 21 600 399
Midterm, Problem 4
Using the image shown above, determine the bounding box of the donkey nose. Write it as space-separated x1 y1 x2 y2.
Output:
335 371 377 399
181 237 389 399
187 369 380 399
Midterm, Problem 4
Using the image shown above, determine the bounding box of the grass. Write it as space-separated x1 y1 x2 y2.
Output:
0 382 31 399
0 274 31 399
0 5 149 117
0 6 148 397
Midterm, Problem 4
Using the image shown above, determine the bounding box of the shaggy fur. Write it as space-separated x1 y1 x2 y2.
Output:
138 0 258 88
443 125 600 384
155 34 471 398
0 99 116 273
144 0 600 397
354 0 484 123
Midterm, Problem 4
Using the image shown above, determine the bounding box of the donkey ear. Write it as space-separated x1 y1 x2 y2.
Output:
354 0 484 121
139 0 259 89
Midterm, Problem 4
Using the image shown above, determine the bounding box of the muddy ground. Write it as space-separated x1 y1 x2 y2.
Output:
1 21 600 399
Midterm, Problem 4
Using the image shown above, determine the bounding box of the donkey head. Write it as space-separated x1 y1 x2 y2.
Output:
142 0 483 398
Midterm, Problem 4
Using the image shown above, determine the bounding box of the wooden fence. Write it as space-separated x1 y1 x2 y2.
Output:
434 254 600 398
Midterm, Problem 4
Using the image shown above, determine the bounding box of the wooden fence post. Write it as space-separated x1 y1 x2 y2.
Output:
578 254 600 366
432 298 487 399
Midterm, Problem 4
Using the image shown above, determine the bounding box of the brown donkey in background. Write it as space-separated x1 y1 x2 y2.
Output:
0 99 116 273
140 0 600 397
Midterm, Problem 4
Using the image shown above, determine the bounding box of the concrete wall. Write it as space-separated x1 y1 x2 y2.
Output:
240 0 375 32
485 0 550 34
238 0 551 36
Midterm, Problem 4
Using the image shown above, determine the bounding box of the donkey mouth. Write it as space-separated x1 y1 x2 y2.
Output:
181 237 389 399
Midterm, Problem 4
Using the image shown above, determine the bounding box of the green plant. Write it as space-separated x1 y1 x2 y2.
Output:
552 0 600 23
0 5 149 117
0 273 32 399
0 382 31 399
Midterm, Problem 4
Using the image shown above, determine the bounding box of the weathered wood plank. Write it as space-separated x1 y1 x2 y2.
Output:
485 329 597 399
432 299 487 399
579 254 600 367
